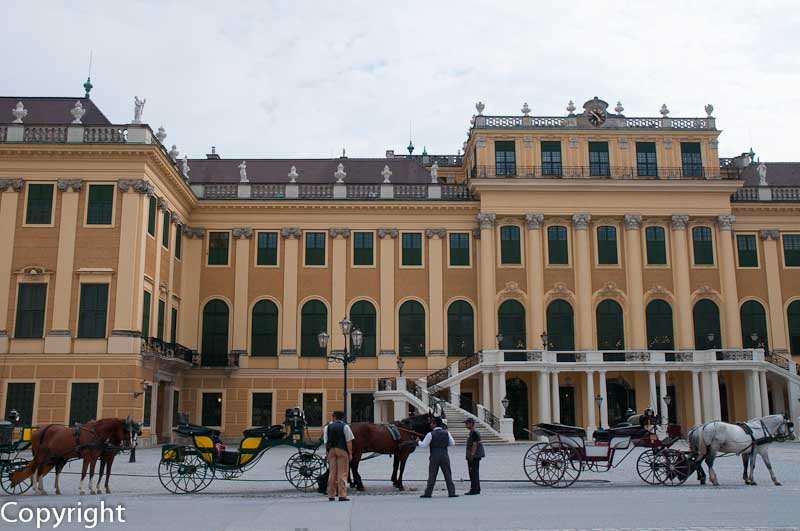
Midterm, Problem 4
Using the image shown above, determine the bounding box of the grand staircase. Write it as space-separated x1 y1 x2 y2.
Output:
440 403 509 445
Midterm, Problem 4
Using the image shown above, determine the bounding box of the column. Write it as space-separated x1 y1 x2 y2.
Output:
658 371 669 424
572 214 593 349
759 370 770 416
748 369 762 418
451 380 461 409
670 216 693 349
691 370 702 426
551 371 561 423
537 370 551 424
481 371 490 409
701 371 714 422
497 371 508 416
598 370 608 429
787 378 800 426
624 215 646 348
761 230 789 353
525 214 545 348
47 179 83 353
329 229 349 353
0 179 22 353
178 228 204 350
710 369 721 420
426 229 446 364
231 228 253 358
648 370 657 409
585 370 596 433
378 228 398 369
477 213 497 350
717 216 742 348
280 228 301 368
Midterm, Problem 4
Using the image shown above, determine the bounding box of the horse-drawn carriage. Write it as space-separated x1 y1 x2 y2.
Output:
0 412 34 495
158 407 327 494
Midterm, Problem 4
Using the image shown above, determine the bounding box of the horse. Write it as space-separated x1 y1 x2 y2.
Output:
82 418 141 495
10 417 140 495
688 414 795 486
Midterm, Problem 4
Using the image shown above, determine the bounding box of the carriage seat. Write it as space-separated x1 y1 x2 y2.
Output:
242 424 286 440
175 423 221 440
534 423 587 439
593 425 648 443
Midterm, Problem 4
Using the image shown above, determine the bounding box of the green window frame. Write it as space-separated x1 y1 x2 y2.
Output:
77 283 108 338
302 393 323 427
784 235 800 266
692 226 714 265
147 196 157 236
736 234 758 267
401 233 422 266
398 300 426 357
201 392 222 427
156 299 166 340
596 299 624 349
256 232 278 266
170 308 178 344
681 142 703 177
252 392 273 426
448 233 470 266
635 142 658 177
447 300 474 356
174 224 182 259
304 232 326 266
25 183 54 225
645 226 667 265
498 300 526 349
251 299 279 356
86 184 114 225
300 300 327 357
161 210 170 248
142 384 152 427
741 300 768 351
171 390 180 428
494 140 516 176
589 141 610 177
4 382 35 425
693 299 721 349
500 226 521 265
353 231 374 266
69 383 98 426
646 299 674 349
546 300 574 350
207 232 230 266
547 226 568 265
201 299 229 367
14 283 46 338
597 225 618 265
142 290 151 338
350 300 377 356
788 300 800 356
541 141 562 176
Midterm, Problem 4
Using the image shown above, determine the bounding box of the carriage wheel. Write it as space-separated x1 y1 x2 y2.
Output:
636 449 662 485
285 452 327 492
535 444 581 488
158 454 213 494
654 450 691 486
0 459 33 495
523 443 549 486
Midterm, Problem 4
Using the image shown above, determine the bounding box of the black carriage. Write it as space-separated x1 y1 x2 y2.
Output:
0 412 34 495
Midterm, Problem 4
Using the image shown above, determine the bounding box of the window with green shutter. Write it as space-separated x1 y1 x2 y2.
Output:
353 232 374 266
401 233 422 266
142 290 151 338
646 299 674 349
142 384 152 427
170 308 178 344
589 142 610 176
350 300 377 356
302 393 323 427
636 142 657 177
300 300 327 357
448 233 470 266
495 140 516 176
546 300 574 350
201 299 229 367
597 226 618 265
174 224 182 259
201 392 222 426
693 299 721 349
252 392 273 426
14 283 46 338
69 383 98 425
157 299 166 340
86 184 114 225
681 142 703 177
147 196 156 236
77 284 108 338
541 141 562 176
251 300 278 356
447 300 474 356
304 232 326 266
5 382 35 425
161 210 170 248
736 234 758 267
645 226 667 265
788 301 800 355
208 232 230 265
547 226 568 265
500 226 521 264
398 300 426 356
498 300 526 349
171 390 180 428
25 184 54 224
256 232 278 266
596 299 624 349
692 227 714 265
784 234 800 266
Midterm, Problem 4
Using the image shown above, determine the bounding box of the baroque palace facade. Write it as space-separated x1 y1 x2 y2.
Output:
0 93 799 443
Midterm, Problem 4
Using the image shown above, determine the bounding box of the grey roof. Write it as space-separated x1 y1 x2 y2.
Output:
739 162 800 187
0 97 111 125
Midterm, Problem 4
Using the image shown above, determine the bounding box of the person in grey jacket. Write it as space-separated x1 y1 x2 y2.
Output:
418 417 458 498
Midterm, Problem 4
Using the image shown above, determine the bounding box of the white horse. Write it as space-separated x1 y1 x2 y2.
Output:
688 414 795 486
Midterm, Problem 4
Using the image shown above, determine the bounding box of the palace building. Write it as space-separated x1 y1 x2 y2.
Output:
0 90 798 444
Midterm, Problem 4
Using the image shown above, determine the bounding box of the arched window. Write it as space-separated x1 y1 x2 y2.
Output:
398 301 425 357
447 300 474 356
788 301 800 356
300 300 327 357
693 299 721 349
350 300 377 357
741 300 768 351
646 299 674 350
596 299 624 349
498 300 526 349
201 299 229 367
251 300 278 357
546 300 574 350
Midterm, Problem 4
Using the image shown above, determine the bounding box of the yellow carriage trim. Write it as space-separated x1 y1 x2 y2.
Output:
238 437 263 465
193 435 216 463
21 427 33 442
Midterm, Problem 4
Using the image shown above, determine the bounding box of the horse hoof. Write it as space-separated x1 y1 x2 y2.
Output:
356 486 365 492
774 482 782 486
397 486 405 491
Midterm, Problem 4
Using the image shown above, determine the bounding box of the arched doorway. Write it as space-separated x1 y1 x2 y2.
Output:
350 300 377 356
546 299 574 350
606 378 635 427
498 300 526 349
398 300 426 357
447 300 474 356
505 377 529 440
596 299 624 350
201 299 229 367
740 300 768 351
646 299 674 350
693 299 721 349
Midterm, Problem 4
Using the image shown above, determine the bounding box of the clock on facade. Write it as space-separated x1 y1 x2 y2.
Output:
587 108 606 126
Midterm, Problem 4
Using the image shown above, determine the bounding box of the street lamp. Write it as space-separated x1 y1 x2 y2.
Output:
595 394 604 429
501 396 510 418
318 316 363 422
706 332 716 350
540 331 548 351
496 333 504 349
662 394 672 424
396 356 405 377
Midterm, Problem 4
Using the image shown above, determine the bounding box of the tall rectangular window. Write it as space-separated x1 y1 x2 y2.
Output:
170 308 178 344
500 226 521 264
4 382 35 425
14 283 46 338
784 234 800 266
737 234 758 267
681 142 703 177
86 184 114 225
589 142 610 177
541 141 562 176
142 384 152 427
692 226 714 265
597 226 618 265
171 390 180 428
161 210 170 248
547 226 568 265
304 232 326 266
77 283 108 338
147 196 157 236
449 233 470 266
208 232 230 265
201 392 223 426
636 142 658 177
157 299 166 340
251 392 273 426
495 140 516 176
69 383 98 425
353 231 374 266
401 233 422 266
25 184 54 225
142 290 151 338
256 232 278 266
302 393 323 427
645 226 667 265
174 225 182 259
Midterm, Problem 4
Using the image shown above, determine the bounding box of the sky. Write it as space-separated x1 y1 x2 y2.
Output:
3 1 798 161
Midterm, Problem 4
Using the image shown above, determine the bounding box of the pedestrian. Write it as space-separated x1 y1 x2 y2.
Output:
323 410 354 501
464 417 484 495
418 417 458 498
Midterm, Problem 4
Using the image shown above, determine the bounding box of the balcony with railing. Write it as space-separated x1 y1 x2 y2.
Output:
471 165 725 181
140 336 196 366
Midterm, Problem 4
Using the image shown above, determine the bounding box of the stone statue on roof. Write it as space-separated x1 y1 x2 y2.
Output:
757 161 767 186
133 96 146 124
239 161 248 183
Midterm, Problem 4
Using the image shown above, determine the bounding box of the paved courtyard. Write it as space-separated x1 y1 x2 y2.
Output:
2 441 800 531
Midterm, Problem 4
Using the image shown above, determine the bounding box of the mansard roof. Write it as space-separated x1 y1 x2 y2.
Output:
739 162 800 187
0 97 111 125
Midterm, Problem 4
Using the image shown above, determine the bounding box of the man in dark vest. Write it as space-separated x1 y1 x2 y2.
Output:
323 410 354 501
464 417 484 495
418 417 457 498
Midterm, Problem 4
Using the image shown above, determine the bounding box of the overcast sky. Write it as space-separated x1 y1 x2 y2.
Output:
3 1 798 161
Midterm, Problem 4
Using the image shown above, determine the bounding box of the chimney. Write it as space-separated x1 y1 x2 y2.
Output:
206 146 221 160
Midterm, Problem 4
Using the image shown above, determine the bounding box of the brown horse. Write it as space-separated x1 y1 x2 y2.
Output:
348 412 435 491
81 418 141 495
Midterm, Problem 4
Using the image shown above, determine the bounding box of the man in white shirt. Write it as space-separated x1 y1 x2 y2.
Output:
418 417 457 498
323 411 355 501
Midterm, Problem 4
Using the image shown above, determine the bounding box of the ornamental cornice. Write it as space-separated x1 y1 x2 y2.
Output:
425 228 446 239
170 212 181 225
623 214 642 230
571 213 591 230
281 227 302 239
759 229 780 241
0 178 24 192
56 179 83 192
670 215 689 230
377 227 399 239
716 214 736 231
524 213 544 230
476 212 496 229
183 227 205 239
118 178 154 195
329 228 351 239
232 227 254 239
157 198 170 211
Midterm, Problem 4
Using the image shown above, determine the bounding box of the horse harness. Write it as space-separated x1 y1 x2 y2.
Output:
736 419 791 449
72 424 124 455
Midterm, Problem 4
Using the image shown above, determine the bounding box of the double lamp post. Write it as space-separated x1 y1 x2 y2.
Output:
317 316 363 422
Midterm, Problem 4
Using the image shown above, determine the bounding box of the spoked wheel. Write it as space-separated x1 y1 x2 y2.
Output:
636 449 662 485
0 459 33 495
535 444 582 488
654 449 691 486
285 452 327 492
158 454 213 494
523 443 549 486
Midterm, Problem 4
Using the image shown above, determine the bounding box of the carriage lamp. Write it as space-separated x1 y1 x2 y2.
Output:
496 333 504 349
540 332 548 351
397 357 405 377
501 396 510 417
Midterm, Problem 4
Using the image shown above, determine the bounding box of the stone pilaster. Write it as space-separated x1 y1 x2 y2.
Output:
572 213 592 349
670 215 693 349
426 228 446 365
716 215 741 348
0 179 22 353
280 228 301 368
232 228 253 358
623 214 646 348
378 228 398 369
760 229 788 352
477 213 497 350
525 213 545 350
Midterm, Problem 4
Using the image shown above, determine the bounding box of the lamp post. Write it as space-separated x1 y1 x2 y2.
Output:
501 396 510 418
318 316 363 422
595 394 604 429
397 356 405 377
540 331 548 351
662 394 672 425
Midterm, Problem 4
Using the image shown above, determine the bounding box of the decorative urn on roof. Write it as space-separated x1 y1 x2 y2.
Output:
11 101 27 123
566 100 576 116
381 165 392 184
70 101 86 124
521 102 531 116
288 166 298 183
660 104 670 117
475 101 485 116
704 104 714 117
334 163 346 183
168 145 179 161
614 101 624 115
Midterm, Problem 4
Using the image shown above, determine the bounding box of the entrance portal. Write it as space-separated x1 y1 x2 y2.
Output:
606 378 635 427
506 377 529 440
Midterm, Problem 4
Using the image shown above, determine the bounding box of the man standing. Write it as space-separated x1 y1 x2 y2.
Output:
464 417 484 495
418 417 458 498
323 410 354 501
